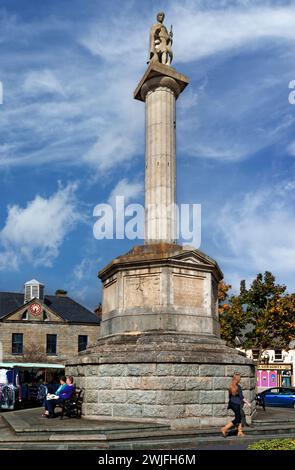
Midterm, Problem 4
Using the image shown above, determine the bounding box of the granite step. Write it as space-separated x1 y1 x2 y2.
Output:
0 431 294 451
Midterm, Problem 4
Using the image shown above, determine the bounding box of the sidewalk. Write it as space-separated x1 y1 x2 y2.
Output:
0 406 294 450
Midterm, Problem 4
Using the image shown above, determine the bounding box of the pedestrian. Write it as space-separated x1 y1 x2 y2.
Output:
221 373 251 437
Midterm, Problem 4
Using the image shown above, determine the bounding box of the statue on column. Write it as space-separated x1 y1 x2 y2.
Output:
148 12 173 66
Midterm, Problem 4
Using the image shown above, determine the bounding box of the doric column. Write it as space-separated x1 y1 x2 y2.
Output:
134 63 189 244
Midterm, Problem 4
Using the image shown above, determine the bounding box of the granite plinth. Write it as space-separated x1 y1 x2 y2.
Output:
67 332 256 429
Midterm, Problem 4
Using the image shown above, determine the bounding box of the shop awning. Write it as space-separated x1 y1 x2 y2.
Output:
0 362 65 369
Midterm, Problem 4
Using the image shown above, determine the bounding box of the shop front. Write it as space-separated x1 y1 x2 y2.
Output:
0 362 65 411
256 364 293 391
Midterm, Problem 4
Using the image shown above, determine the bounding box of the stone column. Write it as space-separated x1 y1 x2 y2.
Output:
143 78 178 243
134 63 189 244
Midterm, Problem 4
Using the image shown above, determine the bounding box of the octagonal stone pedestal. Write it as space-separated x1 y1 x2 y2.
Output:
66 332 256 429
67 244 256 429
99 243 222 338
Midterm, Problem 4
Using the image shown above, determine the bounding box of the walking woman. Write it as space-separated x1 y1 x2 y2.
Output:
221 373 251 437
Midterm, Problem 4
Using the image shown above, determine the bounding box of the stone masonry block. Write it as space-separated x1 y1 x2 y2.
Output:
86 377 112 390
98 364 128 376
112 377 142 389
112 404 143 418
199 391 225 404
156 390 200 405
213 404 229 416
186 377 212 390
226 365 252 377
156 364 200 376
77 365 86 377
84 390 98 403
127 364 156 376
199 365 225 377
98 390 127 404
213 377 231 390
185 404 213 417
83 403 112 416
141 377 186 390
142 405 185 419
126 390 157 404
84 365 100 376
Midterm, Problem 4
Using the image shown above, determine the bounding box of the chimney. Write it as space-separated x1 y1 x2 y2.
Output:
94 303 102 320
55 289 68 297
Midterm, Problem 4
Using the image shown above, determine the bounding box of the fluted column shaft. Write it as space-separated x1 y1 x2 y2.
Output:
144 77 179 244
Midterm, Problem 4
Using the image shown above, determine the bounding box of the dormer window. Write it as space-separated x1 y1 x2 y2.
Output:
24 279 45 303
21 310 28 320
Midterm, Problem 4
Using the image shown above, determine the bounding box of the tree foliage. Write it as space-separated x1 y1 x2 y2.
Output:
219 272 295 353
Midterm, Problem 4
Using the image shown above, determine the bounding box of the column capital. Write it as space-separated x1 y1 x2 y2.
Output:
134 63 189 102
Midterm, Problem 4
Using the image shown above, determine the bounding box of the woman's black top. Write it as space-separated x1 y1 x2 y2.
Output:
229 384 244 406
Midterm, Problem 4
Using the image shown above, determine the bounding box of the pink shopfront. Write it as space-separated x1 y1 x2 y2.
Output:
256 364 292 390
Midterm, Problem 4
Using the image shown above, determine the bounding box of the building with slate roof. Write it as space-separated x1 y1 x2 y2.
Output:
0 279 100 366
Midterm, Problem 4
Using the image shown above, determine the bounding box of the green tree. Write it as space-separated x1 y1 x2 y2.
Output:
218 281 246 346
219 272 295 360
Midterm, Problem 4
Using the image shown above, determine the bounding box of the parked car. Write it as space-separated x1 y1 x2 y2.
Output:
256 387 295 408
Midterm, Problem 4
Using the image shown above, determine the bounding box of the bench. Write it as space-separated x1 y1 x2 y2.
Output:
58 388 84 419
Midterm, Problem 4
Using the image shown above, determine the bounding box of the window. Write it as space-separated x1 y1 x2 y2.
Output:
46 334 57 355
12 333 23 354
21 310 28 320
252 349 259 360
281 388 295 395
78 335 88 352
265 388 279 394
274 349 282 361
32 285 38 298
39 285 44 301
25 285 31 302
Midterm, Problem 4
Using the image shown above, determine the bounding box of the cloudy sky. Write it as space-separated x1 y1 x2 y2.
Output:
0 0 295 309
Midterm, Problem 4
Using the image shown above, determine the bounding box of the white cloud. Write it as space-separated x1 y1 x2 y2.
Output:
108 178 143 207
73 257 101 282
1 1 295 174
84 126 139 172
0 250 18 271
23 69 65 96
80 2 295 65
215 179 295 288
68 256 102 306
171 3 295 63
0 183 82 270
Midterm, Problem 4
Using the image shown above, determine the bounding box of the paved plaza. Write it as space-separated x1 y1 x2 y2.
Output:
0 406 294 450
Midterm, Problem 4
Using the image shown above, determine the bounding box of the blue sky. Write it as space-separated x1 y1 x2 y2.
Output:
1 0 295 310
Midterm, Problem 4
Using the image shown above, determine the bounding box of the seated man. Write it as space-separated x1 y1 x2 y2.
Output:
43 376 75 418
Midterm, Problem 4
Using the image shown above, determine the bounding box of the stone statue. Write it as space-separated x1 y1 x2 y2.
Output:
148 12 173 66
